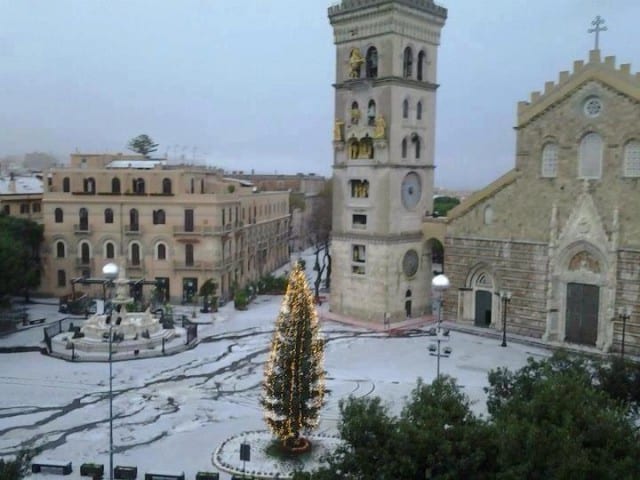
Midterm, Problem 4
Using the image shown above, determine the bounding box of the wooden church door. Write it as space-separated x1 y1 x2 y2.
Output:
474 290 492 327
565 283 599 345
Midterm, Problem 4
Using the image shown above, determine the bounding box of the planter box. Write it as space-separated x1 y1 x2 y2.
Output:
80 463 105 477
196 472 219 480
114 466 138 480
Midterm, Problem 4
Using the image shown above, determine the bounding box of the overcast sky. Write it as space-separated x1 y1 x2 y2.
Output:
1 0 639 189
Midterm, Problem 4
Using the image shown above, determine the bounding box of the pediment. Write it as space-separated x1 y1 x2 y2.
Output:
557 187 609 253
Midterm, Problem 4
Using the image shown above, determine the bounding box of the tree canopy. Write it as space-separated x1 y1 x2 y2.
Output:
0 215 43 301
127 134 159 157
294 352 640 479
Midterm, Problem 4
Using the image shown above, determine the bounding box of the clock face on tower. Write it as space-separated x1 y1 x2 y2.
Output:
401 172 422 210
402 249 419 277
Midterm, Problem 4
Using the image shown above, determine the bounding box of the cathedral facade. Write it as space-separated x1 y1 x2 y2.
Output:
442 49 640 354
327 0 447 323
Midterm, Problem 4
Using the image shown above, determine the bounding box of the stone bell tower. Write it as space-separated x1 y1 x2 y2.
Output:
328 0 447 323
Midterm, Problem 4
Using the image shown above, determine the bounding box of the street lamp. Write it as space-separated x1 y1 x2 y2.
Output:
102 263 119 480
499 291 512 347
617 306 632 359
431 274 450 379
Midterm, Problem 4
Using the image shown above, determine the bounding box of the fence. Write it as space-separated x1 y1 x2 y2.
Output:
182 316 198 345
44 317 85 352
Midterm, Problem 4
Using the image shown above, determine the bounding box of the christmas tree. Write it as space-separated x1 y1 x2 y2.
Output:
262 261 326 452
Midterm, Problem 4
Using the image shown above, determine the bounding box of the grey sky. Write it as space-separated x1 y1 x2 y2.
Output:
0 0 638 189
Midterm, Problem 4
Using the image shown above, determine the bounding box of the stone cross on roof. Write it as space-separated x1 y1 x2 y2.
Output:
588 15 607 50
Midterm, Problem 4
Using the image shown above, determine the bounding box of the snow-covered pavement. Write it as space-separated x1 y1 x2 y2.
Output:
0 265 549 479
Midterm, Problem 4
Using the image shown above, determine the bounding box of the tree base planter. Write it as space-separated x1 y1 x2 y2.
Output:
114 466 138 480
285 437 311 454
80 463 105 477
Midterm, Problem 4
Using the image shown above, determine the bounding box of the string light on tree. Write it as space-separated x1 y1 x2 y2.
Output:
261 261 326 453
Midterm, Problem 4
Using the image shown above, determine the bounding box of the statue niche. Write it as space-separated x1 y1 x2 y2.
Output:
568 251 601 274
349 48 364 79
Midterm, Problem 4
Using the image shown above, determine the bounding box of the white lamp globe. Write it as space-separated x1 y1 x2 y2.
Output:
431 274 450 292
102 263 119 280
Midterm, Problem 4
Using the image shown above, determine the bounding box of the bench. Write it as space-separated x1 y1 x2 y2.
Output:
31 460 73 475
114 466 138 480
29 318 46 325
195 472 219 480
80 463 104 477
144 473 185 480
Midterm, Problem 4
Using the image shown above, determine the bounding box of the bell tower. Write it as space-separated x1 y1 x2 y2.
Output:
328 0 447 323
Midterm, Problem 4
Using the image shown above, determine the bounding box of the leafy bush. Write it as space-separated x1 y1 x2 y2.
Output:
234 291 248 310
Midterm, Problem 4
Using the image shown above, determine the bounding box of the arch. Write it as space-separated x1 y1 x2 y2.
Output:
401 137 408 158
348 137 360 159
83 177 96 194
623 140 640 177
104 240 116 259
156 242 168 261
111 177 121 194
403 46 413 78
79 207 88 230
162 178 172 194
104 208 114 224
578 132 603 179
55 240 66 259
416 101 423 120
365 46 378 78
350 101 360 125
153 209 166 225
541 142 558 178
465 264 497 328
78 240 91 264
360 135 374 159
367 99 376 126
133 178 145 194
62 177 70 193
129 241 142 265
54 208 64 223
417 50 426 81
425 237 444 274
412 134 421 159
402 99 409 119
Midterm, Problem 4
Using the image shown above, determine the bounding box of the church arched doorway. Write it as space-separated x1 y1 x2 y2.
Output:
469 270 495 327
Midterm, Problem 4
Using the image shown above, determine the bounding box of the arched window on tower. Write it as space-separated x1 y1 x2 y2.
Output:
417 101 423 121
350 101 360 125
367 100 376 126
403 99 409 119
623 140 640 177
401 138 408 159
365 46 378 78
403 47 413 78
578 132 603 179
417 50 426 81
541 143 558 178
412 134 421 159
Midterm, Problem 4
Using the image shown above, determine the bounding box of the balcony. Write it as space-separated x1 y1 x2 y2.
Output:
173 260 214 271
73 224 92 235
125 225 142 235
173 225 203 236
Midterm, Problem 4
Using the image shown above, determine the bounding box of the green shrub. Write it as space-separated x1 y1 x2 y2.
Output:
234 291 248 310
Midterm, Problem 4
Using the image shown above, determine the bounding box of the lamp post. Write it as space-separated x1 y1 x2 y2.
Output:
617 306 632 359
499 291 512 347
102 263 119 480
431 274 450 379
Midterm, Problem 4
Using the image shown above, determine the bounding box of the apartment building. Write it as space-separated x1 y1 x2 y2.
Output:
42 154 290 303
0 173 44 222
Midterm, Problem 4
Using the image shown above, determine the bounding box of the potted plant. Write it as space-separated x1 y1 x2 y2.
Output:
199 279 218 313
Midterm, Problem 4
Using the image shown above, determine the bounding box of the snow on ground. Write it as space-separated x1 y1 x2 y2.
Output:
0 251 549 479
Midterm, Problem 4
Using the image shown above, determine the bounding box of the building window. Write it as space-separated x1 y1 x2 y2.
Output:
20 203 29 214
350 179 369 198
62 177 70 193
153 209 166 225
367 99 376 126
578 132 603 179
623 141 640 177
56 241 65 258
184 209 194 232
130 243 141 265
413 135 421 159
483 205 494 225
3 205 9 215
111 177 121 194
156 243 167 260
79 208 88 230
417 50 426 81
402 138 408 159
104 208 114 224
403 47 413 78
185 244 194 266
366 46 378 78
352 244 366 275
541 143 558 178
162 178 172 194
417 101 423 120
80 242 91 264
55 208 63 223
83 177 95 194
129 209 139 231
132 178 145 194
403 99 409 119
105 242 115 259
57 270 66 287
352 214 367 229
32 203 41 213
